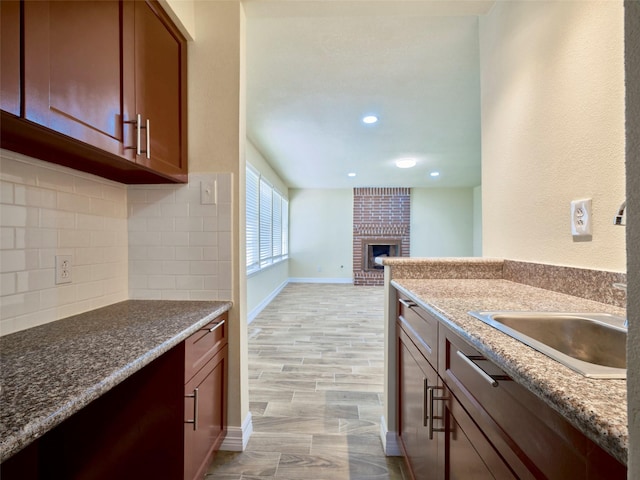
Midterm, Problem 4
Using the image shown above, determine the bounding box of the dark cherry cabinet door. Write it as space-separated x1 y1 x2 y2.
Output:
440 385 516 480
184 344 228 480
134 0 187 180
23 1 134 159
397 325 439 480
1 0 21 116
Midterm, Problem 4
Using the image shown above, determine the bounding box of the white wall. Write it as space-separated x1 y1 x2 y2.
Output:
289 189 353 281
480 0 625 272
410 188 475 257
0 151 128 335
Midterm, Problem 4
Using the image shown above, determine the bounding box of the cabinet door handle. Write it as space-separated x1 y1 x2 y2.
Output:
423 378 429 427
456 350 500 387
201 319 225 333
427 386 446 439
399 298 417 309
145 118 150 159
185 387 199 431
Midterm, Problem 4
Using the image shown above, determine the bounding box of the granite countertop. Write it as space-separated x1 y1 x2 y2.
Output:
392 278 628 465
0 300 232 462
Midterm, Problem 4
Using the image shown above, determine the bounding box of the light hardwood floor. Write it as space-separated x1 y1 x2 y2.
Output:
206 283 407 479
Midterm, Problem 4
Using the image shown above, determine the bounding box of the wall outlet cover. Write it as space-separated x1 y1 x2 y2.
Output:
571 199 592 237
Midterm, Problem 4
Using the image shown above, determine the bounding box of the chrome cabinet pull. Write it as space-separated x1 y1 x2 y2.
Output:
185 387 199 430
145 118 150 159
427 386 446 439
423 378 429 427
399 298 417 308
124 113 148 158
456 350 501 387
201 319 225 333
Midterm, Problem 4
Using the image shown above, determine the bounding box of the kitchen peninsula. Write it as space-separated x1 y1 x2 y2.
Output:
380 257 627 478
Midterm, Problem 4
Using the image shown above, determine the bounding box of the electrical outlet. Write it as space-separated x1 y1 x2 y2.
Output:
55 255 72 284
571 199 592 237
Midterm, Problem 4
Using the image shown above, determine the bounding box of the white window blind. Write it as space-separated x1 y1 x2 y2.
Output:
246 163 289 274
272 191 282 258
259 178 273 266
246 166 260 272
282 198 289 256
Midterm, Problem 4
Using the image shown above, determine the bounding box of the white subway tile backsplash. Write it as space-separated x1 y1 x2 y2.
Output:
128 173 233 301
0 152 128 335
1 227 15 249
161 231 189 246
1 181 14 203
1 151 233 334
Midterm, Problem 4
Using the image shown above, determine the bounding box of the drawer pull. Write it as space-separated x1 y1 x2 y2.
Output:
427 386 447 439
399 298 417 308
201 319 225 333
456 350 500 387
185 387 199 430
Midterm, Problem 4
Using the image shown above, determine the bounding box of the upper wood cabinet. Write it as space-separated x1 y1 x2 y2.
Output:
1 1 21 116
0 0 187 184
23 1 132 161
133 0 188 180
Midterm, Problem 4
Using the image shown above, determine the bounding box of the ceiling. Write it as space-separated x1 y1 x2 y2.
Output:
245 1 495 189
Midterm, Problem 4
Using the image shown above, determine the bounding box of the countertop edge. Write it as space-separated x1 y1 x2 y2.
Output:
391 279 627 465
0 301 232 462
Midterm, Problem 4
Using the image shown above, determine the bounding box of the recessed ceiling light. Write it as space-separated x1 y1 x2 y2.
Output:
395 158 417 169
348 172 357 177
362 115 378 124
430 171 440 177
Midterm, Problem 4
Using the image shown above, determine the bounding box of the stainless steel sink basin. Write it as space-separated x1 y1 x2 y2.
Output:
467 311 627 378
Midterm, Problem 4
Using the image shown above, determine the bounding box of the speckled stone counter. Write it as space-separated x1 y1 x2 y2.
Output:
0 300 232 462
391 278 627 465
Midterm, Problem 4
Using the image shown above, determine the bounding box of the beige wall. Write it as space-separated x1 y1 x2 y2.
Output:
480 0 625 272
289 189 354 281
473 185 482 256
187 0 248 444
410 188 475 257
246 140 289 317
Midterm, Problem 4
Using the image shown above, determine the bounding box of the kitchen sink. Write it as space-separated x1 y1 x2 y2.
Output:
467 311 627 379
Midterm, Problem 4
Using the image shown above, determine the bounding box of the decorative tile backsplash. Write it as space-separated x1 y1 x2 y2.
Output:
127 173 233 301
0 150 234 335
0 151 128 335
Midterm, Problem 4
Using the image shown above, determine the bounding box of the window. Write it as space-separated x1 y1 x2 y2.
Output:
246 164 288 274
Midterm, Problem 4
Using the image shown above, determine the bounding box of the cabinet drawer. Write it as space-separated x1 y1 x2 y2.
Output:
439 324 626 479
185 312 227 382
398 294 438 367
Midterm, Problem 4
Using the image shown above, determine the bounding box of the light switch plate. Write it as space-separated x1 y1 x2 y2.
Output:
200 181 217 205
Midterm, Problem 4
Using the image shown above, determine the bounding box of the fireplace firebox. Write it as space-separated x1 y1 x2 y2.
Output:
363 241 401 271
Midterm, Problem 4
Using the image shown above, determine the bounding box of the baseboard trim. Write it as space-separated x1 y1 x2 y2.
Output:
288 277 353 284
247 280 289 324
380 415 402 456
220 412 253 451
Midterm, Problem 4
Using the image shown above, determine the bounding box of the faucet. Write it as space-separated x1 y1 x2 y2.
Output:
614 200 626 226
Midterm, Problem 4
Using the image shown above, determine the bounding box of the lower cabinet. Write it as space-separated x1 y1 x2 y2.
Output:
398 325 438 479
396 290 626 480
0 313 228 480
184 345 228 480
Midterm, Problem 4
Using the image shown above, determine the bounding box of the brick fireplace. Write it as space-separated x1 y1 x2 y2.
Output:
353 187 410 286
